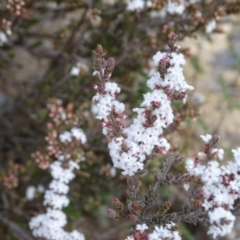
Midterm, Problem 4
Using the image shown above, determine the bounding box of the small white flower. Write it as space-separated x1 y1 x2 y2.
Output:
0 31 8 46
205 19 216 34
93 70 100 76
26 186 36 200
148 222 181 240
183 183 190 191
167 0 185 15
49 180 69 194
37 184 45 193
136 223 148 232
185 158 194 171
92 50 193 176
61 112 67 121
44 190 69 209
126 0 152 11
70 66 80 76
200 134 212 143
208 207 235 238
71 127 87 143
211 148 224 160
59 131 72 143
30 150 85 239
232 148 240 161
70 62 89 76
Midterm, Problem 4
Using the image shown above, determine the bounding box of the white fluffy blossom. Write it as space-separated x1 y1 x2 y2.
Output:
44 190 69 209
136 223 148 232
26 186 36 200
111 51 191 175
126 0 188 15
70 65 81 76
189 0 200 3
200 134 212 143
166 0 185 15
211 148 224 160
147 52 193 92
93 50 193 176
92 92 125 120
50 161 76 183
126 0 152 11
49 180 69 194
71 128 87 143
26 185 46 200
59 131 72 143
205 19 217 34
232 147 240 162
29 129 86 240
185 135 240 239
148 222 181 240
125 223 181 240
0 31 8 46
70 62 89 76
208 207 235 238
60 128 87 144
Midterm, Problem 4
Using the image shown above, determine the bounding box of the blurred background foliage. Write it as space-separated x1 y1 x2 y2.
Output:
0 0 240 239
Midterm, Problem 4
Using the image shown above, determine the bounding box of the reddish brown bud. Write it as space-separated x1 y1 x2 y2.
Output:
107 57 115 71
128 214 138 222
93 44 105 57
107 209 116 218
158 55 169 78
112 197 120 206
168 32 178 49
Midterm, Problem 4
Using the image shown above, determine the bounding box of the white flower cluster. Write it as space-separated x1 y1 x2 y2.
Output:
59 127 87 144
148 52 193 92
70 63 81 76
148 222 181 240
125 223 181 240
126 0 200 15
186 134 240 238
205 19 217 34
25 185 45 200
126 0 152 11
166 0 185 15
70 62 89 76
93 51 193 176
29 129 86 240
0 19 12 46
92 82 125 121
0 30 8 46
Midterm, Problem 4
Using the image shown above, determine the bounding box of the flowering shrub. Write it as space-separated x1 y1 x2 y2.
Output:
28 99 86 239
25 35 240 239
92 36 193 176
1 0 240 240
90 37 240 239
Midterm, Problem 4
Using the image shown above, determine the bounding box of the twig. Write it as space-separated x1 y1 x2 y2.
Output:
153 156 182 192
140 156 183 219
0 213 34 240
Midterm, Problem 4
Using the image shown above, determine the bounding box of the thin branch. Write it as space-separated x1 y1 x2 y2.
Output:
0 214 34 240
140 156 183 219
144 208 207 226
153 155 183 192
